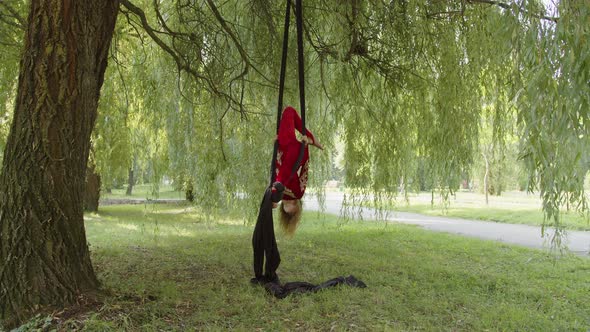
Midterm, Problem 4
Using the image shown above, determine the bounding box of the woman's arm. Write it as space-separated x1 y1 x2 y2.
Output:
289 107 316 144
280 106 321 148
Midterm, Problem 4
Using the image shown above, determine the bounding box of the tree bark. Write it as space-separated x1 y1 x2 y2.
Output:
126 167 134 196
0 0 119 326
346 0 367 60
85 165 101 212
185 180 195 202
482 152 489 205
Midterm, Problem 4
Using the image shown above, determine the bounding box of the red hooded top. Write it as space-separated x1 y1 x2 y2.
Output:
275 106 316 200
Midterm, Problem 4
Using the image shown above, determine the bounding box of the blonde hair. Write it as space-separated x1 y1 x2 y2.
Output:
279 200 302 236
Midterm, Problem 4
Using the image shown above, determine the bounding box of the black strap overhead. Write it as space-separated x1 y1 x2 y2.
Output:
252 0 368 296
295 0 306 137
254 0 306 283
270 0 306 185
270 0 291 185
275 0 291 135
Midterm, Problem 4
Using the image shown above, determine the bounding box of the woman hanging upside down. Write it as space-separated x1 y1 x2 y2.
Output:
272 106 323 235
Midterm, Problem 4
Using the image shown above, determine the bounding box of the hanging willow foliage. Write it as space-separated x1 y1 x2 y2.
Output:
516 1 590 240
0 0 586 235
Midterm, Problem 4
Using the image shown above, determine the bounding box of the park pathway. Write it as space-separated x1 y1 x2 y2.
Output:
303 192 590 256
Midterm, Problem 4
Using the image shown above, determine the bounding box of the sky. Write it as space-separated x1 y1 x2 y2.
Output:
542 0 558 16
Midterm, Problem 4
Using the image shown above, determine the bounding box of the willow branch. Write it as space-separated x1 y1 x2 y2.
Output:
219 104 229 162
205 0 274 85
205 0 249 73
0 0 24 29
466 0 558 23
0 39 18 47
153 0 175 35
120 0 243 111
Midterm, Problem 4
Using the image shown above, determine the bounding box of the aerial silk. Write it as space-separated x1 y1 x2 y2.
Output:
251 0 366 298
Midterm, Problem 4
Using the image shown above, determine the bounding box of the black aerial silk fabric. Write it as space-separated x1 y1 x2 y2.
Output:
253 275 368 299
251 186 367 298
252 0 366 299
251 186 281 283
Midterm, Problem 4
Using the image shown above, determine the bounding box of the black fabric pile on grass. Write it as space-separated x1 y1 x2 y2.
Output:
251 186 367 299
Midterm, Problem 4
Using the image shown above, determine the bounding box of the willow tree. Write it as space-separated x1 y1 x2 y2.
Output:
0 0 587 327
517 1 590 235
93 24 176 200
114 0 586 236
0 0 119 325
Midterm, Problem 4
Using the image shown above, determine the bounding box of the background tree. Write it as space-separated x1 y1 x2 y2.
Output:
517 0 590 234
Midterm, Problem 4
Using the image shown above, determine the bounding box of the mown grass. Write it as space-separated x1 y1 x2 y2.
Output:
20 203 585 331
101 184 184 200
104 185 590 230
359 191 590 231
391 204 590 231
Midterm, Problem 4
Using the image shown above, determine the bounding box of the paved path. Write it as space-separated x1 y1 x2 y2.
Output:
304 192 590 256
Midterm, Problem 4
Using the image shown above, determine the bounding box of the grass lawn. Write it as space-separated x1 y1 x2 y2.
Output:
101 184 184 200
21 203 589 331
371 191 590 231
103 186 590 230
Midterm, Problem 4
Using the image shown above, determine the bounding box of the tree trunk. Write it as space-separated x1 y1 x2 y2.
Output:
482 152 489 205
126 167 134 196
85 165 102 212
185 180 195 202
0 0 119 326
346 0 367 59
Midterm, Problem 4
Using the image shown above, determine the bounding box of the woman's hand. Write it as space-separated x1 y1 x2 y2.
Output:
302 136 323 150
301 136 313 145
313 140 324 150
